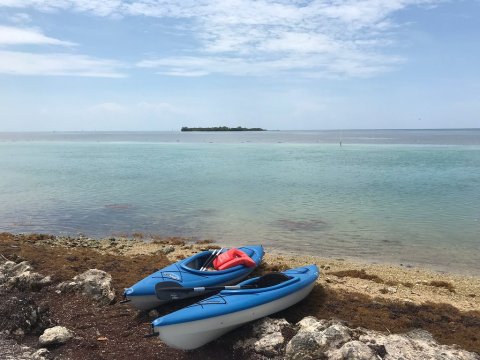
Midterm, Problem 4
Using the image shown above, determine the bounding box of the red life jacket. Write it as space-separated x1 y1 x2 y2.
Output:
213 248 256 270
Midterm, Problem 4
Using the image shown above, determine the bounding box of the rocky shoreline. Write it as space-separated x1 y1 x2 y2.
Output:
1 233 479 359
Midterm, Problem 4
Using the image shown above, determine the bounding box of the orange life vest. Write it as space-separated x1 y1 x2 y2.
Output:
213 248 256 270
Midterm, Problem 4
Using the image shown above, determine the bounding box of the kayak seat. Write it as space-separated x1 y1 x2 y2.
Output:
213 248 257 270
254 273 292 288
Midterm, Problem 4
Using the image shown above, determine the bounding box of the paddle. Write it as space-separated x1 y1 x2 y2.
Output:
199 248 223 271
155 273 291 302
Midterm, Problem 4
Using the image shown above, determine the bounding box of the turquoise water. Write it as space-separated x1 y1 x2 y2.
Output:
1 130 479 274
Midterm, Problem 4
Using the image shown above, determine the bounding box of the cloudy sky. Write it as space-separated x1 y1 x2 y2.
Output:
0 0 479 131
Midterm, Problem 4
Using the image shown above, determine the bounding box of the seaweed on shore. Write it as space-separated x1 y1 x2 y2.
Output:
428 280 456 293
328 269 384 283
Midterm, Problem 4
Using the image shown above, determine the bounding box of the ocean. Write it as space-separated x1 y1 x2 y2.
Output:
1 130 479 274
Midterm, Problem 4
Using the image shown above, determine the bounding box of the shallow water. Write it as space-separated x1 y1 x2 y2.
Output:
1 130 479 274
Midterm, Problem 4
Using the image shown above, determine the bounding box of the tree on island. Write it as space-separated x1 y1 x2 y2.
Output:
181 126 265 132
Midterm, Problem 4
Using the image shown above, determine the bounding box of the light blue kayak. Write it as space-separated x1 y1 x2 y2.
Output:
123 245 264 310
151 265 319 350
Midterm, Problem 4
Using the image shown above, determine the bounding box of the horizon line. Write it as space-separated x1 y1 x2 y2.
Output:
1 128 479 133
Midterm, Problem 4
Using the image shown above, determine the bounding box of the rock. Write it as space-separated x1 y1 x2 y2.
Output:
234 317 292 357
253 318 291 356
297 316 328 331
32 348 52 360
161 245 175 254
39 326 74 346
254 332 285 357
285 330 325 360
407 328 435 342
0 261 51 291
329 340 377 360
360 329 480 360
386 286 397 294
314 323 352 348
253 317 291 337
57 269 115 305
234 316 479 360
286 318 352 360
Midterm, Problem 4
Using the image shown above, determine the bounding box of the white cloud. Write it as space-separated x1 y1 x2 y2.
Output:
0 25 75 46
0 50 126 77
0 0 125 16
261 33 339 54
137 50 403 79
128 0 443 77
0 0 447 78
0 25 125 77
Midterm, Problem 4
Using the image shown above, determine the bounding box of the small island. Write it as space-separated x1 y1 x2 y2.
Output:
181 126 265 132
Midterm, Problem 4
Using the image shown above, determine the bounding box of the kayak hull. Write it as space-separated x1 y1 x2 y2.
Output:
127 294 164 311
152 265 319 350
124 245 264 310
154 281 315 350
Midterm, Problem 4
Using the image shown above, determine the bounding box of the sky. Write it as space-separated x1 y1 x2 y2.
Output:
0 0 479 131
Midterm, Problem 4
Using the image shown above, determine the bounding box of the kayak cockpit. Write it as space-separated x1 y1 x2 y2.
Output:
221 272 300 294
252 273 292 288
182 252 213 270
180 247 258 274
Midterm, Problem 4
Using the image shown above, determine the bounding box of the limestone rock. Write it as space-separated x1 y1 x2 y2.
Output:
386 286 397 294
285 330 325 360
314 323 352 348
57 269 115 305
360 329 480 360
0 260 51 291
32 348 52 360
286 318 352 360
253 318 291 357
285 317 480 360
161 245 175 254
234 317 292 357
328 340 377 360
297 316 330 332
39 326 74 346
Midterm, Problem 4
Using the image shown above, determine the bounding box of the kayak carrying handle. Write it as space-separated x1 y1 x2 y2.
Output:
145 325 159 338
120 291 131 304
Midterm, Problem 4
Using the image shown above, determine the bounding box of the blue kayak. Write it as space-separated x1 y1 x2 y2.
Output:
123 245 264 310
151 265 319 350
